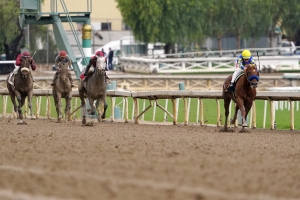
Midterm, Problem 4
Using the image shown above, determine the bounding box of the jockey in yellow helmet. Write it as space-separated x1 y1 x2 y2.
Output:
227 49 256 92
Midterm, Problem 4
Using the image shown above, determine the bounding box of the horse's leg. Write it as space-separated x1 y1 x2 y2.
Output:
95 99 102 122
235 99 247 127
56 92 63 122
9 93 18 118
66 93 72 121
101 96 108 120
223 94 231 131
244 100 254 126
88 97 96 115
79 90 87 125
13 90 23 122
27 91 35 120
231 103 239 125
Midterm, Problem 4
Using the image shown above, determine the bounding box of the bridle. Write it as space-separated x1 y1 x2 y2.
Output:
20 57 31 75
245 66 259 88
96 57 106 75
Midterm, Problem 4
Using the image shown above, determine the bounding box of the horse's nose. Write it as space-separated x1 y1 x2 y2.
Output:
251 82 258 88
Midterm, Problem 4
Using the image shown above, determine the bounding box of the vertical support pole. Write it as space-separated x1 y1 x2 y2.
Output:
252 101 256 128
215 98 221 127
110 97 116 122
289 99 294 130
183 97 188 125
81 24 92 66
35 96 38 119
124 97 128 123
134 98 139 124
199 98 204 126
269 99 275 130
171 98 177 125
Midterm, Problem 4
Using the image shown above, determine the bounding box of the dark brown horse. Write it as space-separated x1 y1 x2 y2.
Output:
222 64 260 132
78 56 108 125
52 62 73 122
6 57 35 123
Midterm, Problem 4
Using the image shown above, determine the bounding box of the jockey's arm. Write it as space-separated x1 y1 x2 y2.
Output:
54 56 60 69
236 58 245 69
30 59 36 70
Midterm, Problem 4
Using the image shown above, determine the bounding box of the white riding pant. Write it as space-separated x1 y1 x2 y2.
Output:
231 67 243 83
13 65 20 75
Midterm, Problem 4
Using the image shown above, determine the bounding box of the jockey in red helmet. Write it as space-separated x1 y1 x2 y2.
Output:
10 51 36 84
51 50 75 87
82 51 109 87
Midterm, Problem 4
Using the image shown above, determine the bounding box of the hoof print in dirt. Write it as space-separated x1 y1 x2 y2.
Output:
219 128 235 132
17 122 27 125
239 129 250 133
84 122 94 126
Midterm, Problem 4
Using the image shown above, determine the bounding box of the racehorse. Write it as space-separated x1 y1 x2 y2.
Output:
6 56 35 123
78 56 108 125
52 61 73 122
222 64 260 132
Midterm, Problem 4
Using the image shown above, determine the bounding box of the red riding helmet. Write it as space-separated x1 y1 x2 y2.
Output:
22 51 31 57
95 51 104 57
59 50 67 57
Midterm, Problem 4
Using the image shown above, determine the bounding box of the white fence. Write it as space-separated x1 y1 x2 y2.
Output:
0 89 299 130
120 56 300 74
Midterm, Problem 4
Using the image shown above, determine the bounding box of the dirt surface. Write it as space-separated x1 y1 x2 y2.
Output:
0 118 300 200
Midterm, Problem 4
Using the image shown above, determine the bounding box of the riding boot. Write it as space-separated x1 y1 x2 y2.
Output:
227 82 235 93
51 71 59 86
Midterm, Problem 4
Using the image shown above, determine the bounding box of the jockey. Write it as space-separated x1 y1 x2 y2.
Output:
51 50 75 87
83 51 109 82
11 51 36 83
227 49 256 92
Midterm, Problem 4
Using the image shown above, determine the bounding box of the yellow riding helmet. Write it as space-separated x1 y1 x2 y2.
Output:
242 49 251 59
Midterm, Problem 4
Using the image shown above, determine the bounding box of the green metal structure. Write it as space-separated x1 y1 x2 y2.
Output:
19 0 92 79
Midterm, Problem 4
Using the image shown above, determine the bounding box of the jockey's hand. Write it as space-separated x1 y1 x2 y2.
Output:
243 67 247 71
29 59 33 64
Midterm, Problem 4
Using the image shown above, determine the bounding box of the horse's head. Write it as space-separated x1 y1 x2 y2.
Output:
58 61 69 81
20 57 31 76
245 64 260 89
96 56 106 75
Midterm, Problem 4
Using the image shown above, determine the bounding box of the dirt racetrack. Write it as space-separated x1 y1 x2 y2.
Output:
0 118 299 200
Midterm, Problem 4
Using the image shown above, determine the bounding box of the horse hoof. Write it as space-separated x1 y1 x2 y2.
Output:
85 122 94 126
17 121 27 125
242 123 248 127
82 118 86 124
31 117 36 120
90 111 95 115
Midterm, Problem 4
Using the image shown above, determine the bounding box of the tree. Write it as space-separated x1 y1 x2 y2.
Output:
0 0 24 60
0 0 57 73
116 0 206 53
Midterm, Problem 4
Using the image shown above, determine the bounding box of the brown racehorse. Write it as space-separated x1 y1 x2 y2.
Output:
6 57 35 123
52 61 72 122
222 64 260 132
78 56 108 125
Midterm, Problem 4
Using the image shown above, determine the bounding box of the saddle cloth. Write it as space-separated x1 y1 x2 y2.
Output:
8 73 13 85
